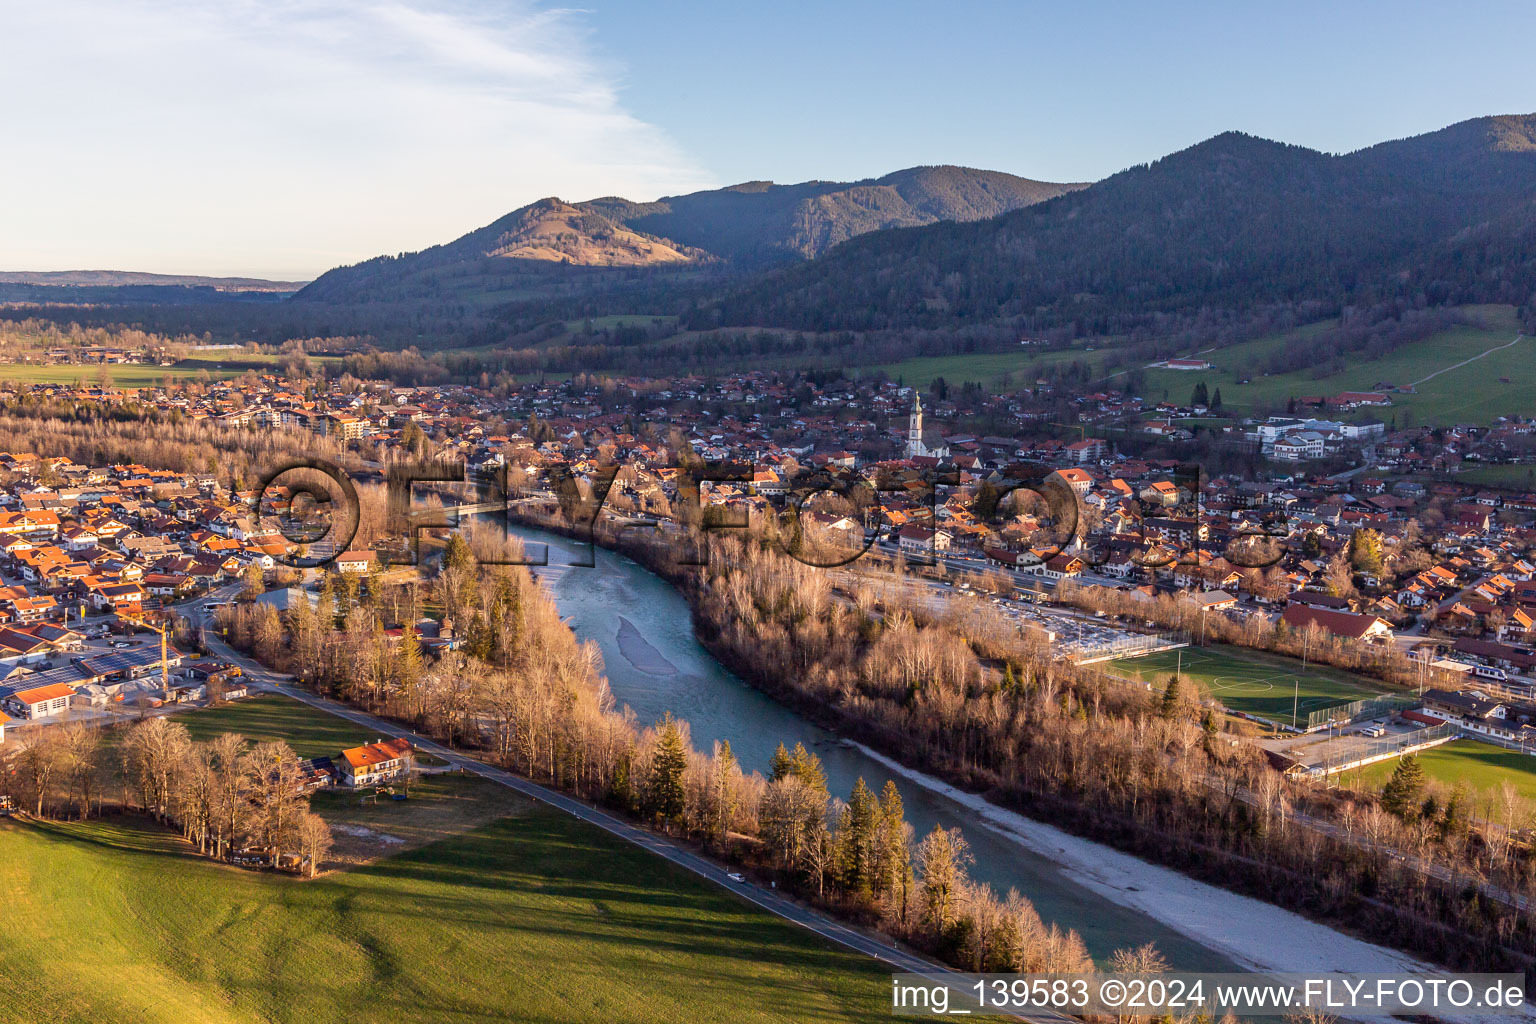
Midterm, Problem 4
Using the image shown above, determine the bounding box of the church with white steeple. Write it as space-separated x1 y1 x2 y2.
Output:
905 393 948 460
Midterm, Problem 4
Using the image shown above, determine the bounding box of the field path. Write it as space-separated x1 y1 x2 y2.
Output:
1408 333 1523 386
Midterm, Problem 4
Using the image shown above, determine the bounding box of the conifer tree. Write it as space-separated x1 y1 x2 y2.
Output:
1159 674 1183 720
1381 755 1426 819
645 713 688 826
839 777 879 895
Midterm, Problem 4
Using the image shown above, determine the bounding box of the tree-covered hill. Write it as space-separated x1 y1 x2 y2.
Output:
295 166 1083 303
707 115 1536 335
584 165 1086 263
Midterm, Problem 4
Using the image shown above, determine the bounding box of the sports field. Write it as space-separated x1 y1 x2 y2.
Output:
1339 739 1536 804
0 807 894 1024
1107 645 1385 726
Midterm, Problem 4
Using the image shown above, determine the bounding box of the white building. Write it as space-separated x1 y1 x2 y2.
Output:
1271 431 1326 461
2 681 76 720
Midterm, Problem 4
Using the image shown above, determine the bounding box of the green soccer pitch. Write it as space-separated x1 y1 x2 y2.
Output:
1107 644 1387 726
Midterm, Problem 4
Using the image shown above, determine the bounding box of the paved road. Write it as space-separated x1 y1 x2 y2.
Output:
184 595 1064 1023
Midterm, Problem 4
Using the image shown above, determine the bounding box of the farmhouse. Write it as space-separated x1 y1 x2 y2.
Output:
339 737 413 788
1038 554 1084 580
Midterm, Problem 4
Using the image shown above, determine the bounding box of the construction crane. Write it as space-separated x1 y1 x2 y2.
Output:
118 610 172 696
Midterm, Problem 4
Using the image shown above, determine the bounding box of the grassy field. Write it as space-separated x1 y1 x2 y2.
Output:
0 351 344 388
311 771 530 863
123 696 505 861
173 353 344 372
1339 738 1536 804
1107 644 1385 726
1139 306 1529 425
561 314 680 332
0 362 245 387
1447 464 1536 490
180 693 377 759
868 343 1111 390
0 808 894 1024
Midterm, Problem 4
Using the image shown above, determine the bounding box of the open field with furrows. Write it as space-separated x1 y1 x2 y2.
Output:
1107 644 1387 727
1139 305 1529 425
0 808 895 1024
1338 738 1536 804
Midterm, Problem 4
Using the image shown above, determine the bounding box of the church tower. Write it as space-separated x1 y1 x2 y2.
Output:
907 393 924 459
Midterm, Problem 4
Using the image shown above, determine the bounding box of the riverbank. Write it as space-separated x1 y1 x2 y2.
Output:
507 516 1242 968
852 743 1425 975
505 507 1529 976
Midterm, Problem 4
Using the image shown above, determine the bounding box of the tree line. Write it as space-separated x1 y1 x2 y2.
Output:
4 717 334 877
549 511 1536 974
216 533 1107 976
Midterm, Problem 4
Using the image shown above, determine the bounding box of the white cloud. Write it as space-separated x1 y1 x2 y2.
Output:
0 0 710 278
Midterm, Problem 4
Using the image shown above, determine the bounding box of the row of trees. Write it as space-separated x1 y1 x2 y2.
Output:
217 538 1106 974
122 718 333 875
565 516 1536 973
0 404 352 494
4 716 334 877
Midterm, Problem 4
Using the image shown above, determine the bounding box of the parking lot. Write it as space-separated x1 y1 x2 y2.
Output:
998 602 1173 661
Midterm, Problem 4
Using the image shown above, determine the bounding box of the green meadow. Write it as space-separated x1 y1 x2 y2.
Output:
0 809 894 1024
1139 305 1530 425
180 692 376 759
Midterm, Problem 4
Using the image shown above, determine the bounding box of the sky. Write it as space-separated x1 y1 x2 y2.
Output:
2 0 1534 280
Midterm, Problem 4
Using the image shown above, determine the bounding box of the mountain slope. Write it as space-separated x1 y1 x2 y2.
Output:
295 198 716 303
440 198 702 267
710 115 1536 333
583 166 1086 262
297 166 1083 303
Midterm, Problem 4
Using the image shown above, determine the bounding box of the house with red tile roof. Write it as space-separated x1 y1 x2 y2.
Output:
339 737 413 788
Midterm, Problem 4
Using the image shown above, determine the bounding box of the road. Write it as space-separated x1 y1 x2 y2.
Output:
182 593 1065 1023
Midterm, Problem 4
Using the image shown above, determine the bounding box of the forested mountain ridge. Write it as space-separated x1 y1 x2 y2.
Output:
295 166 1083 302
707 115 1536 335
582 166 1087 262
0 270 306 291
